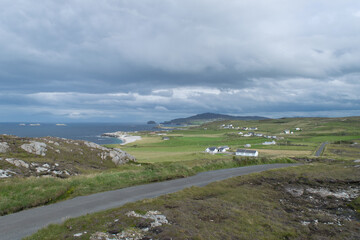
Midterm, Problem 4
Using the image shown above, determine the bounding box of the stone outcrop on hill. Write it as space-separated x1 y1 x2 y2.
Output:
0 135 136 179
109 148 136 165
0 142 9 153
4 158 29 168
21 142 47 156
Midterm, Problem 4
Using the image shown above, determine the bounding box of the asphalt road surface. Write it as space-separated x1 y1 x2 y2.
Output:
0 163 300 240
315 142 328 156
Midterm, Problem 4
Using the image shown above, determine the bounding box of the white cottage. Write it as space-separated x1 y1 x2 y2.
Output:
262 140 276 145
205 147 218 154
235 149 259 157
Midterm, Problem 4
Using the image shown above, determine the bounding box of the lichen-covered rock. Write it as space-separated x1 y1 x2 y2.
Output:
21 142 47 156
109 148 136 165
0 142 9 153
84 141 107 151
90 228 144 240
98 148 136 165
4 158 29 168
0 169 16 178
126 210 169 229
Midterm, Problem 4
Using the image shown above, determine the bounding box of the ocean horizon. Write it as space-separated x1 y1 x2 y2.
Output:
0 122 159 145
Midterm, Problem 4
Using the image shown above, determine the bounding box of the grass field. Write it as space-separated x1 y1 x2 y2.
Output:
111 117 360 163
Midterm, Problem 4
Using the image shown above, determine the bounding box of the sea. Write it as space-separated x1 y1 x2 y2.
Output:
0 123 160 145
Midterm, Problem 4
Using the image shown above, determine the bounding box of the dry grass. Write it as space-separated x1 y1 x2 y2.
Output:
257 149 313 158
26 161 360 240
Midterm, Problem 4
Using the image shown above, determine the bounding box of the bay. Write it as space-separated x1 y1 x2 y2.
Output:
0 123 158 145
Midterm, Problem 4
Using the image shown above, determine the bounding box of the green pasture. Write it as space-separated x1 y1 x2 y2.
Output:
116 117 360 163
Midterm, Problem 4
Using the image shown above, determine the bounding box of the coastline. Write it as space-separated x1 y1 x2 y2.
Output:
102 131 142 145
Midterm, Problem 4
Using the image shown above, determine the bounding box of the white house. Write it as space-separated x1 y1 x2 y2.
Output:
218 147 227 153
255 133 263 137
244 144 251 148
219 146 230 150
235 149 259 157
238 132 244 135
262 140 276 145
295 128 301 131
284 130 290 134
205 147 218 154
243 133 252 137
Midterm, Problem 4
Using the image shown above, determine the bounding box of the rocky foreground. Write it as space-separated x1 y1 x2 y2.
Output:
0 135 135 179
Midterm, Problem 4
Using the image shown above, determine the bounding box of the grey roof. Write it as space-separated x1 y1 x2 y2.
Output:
236 149 257 154
208 147 217 151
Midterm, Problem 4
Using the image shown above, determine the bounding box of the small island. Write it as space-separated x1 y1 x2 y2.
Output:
147 120 156 124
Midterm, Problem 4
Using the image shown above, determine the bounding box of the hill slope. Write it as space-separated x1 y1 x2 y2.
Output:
161 113 268 125
0 135 135 178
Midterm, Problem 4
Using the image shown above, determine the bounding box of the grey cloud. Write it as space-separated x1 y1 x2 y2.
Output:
1 1 360 91
1 1 360 121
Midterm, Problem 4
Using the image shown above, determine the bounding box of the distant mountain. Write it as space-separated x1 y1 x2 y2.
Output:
161 113 268 125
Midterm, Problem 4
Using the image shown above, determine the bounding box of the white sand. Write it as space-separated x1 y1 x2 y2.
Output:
119 135 142 145
103 131 142 145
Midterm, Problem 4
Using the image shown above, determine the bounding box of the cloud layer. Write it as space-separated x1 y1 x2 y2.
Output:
1 0 360 121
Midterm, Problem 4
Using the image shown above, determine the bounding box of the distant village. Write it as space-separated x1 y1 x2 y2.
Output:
204 124 302 157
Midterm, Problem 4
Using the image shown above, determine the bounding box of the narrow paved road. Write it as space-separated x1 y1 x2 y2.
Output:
0 163 299 240
315 142 328 156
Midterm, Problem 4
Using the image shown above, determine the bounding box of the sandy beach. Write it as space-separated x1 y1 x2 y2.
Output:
119 135 142 145
102 131 142 145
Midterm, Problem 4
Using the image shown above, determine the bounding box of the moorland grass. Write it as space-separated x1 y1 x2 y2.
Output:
25 160 360 240
0 157 294 216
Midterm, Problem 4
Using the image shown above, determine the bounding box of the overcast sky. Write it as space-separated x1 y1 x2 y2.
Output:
1 0 360 122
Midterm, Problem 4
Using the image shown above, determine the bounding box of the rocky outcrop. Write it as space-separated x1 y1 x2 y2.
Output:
89 210 169 240
0 169 16 178
4 158 29 168
85 141 136 165
99 148 136 165
0 157 73 178
21 142 47 156
84 141 108 151
126 210 169 229
0 135 135 179
0 142 9 153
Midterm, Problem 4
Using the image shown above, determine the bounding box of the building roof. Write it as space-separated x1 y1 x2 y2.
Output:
208 147 217 151
236 149 257 154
